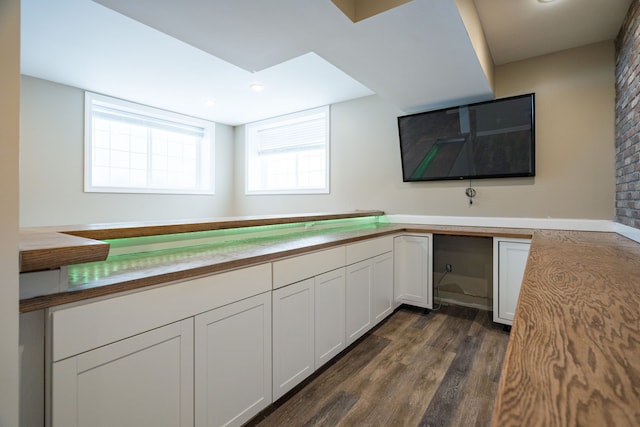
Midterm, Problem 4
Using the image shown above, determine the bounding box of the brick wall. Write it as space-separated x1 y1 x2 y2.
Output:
615 0 640 228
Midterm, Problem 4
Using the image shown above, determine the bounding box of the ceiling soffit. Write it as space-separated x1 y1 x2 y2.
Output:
331 0 414 23
93 0 494 114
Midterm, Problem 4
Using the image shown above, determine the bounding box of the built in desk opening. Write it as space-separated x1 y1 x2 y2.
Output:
432 234 493 311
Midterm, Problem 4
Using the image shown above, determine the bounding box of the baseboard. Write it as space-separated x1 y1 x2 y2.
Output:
614 222 640 244
384 214 614 232
434 297 492 311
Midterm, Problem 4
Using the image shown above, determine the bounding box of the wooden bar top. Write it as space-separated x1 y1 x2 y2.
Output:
18 211 534 312
26 210 387 240
19 210 385 273
19 210 532 275
493 230 640 426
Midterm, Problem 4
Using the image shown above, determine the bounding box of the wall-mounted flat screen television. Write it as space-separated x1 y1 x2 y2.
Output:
398 93 535 182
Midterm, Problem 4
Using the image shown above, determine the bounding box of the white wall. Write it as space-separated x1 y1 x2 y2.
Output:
0 0 21 424
20 76 236 226
234 42 615 220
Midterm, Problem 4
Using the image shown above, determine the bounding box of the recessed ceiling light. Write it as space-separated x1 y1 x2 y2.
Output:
250 83 265 92
205 100 216 107
538 0 556 3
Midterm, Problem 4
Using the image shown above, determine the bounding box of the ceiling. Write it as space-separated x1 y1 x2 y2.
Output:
21 0 632 126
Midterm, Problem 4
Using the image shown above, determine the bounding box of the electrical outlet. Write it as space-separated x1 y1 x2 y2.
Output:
445 264 452 272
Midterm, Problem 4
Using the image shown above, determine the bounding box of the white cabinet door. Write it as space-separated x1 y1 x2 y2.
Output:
345 259 372 345
194 292 272 427
371 252 394 326
51 318 194 427
272 278 315 400
493 238 531 325
394 234 433 309
314 268 346 369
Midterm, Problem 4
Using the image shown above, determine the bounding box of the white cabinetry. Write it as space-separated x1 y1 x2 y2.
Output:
194 292 272 427
371 252 394 325
345 236 394 346
314 268 346 369
272 278 315 400
345 259 373 345
394 234 433 309
493 238 531 325
271 247 347 398
51 319 194 427
48 264 272 427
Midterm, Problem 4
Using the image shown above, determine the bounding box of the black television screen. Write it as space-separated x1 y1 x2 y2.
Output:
398 93 535 182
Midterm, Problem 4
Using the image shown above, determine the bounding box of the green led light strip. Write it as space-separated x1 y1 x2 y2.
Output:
99 215 383 259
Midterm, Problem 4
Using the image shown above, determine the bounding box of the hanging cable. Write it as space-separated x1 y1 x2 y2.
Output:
432 269 450 311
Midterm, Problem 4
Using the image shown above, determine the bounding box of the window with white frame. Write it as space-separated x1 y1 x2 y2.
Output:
85 92 215 194
245 106 329 194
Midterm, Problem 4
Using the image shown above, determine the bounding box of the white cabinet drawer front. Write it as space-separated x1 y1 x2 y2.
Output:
346 236 393 265
273 247 345 289
52 318 193 427
50 263 271 362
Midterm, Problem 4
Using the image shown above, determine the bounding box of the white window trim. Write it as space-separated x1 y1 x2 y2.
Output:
84 92 215 195
245 106 330 195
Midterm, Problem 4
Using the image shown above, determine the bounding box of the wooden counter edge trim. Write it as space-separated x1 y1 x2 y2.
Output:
20 243 110 273
18 228 401 313
401 226 533 239
492 231 545 425
20 234 111 274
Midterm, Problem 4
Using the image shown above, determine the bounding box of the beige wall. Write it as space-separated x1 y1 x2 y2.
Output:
0 0 21 424
20 76 236 226
235 41 615 220
21 41 616 223
494 41 615 220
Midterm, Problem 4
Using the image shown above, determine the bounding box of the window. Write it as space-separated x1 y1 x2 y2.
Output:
85 92 214 194
245 106 329 194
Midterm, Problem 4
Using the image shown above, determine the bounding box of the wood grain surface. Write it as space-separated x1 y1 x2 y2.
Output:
19 230 109 273
493 230 640 426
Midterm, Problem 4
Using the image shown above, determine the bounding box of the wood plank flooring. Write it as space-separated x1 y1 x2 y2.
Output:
248 304 510 427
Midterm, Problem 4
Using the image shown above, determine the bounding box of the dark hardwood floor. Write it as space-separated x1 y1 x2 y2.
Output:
248 304 511 427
